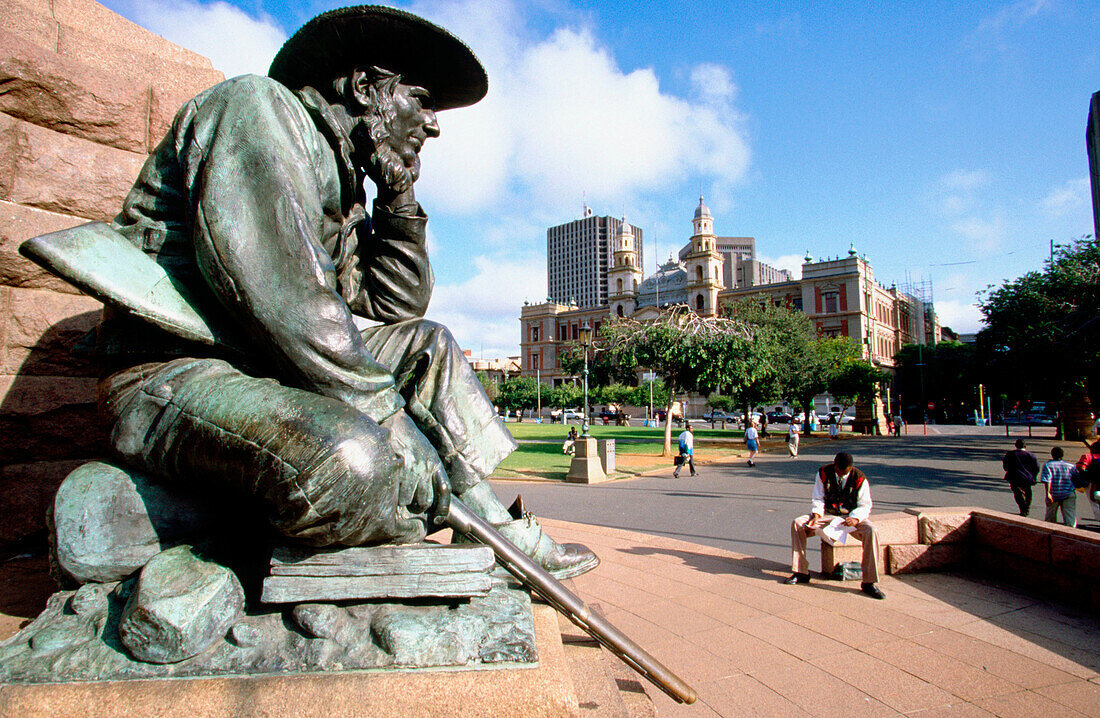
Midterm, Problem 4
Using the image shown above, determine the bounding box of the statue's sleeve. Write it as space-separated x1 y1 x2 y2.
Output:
186 81 403 423
345 200 434 322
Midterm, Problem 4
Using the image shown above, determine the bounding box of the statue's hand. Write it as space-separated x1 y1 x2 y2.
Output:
382 409 451 520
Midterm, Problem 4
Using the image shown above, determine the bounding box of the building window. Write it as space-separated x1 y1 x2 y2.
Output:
824 292 839 314
696 294 705 311
617 305 624 317
531 326 539 342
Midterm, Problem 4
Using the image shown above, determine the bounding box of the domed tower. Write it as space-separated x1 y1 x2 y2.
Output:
607 219 643 318
683 197 724 316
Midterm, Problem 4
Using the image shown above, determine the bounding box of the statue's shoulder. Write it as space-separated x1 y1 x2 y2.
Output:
191 74 302 113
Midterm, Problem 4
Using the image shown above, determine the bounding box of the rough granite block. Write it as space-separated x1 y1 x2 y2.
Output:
1 286 100 375
0 200 85 294
0 1 57 50
887 543 967 574
0 459 88 545
867 511 919 545
48 0 215 69
0 30 149 152
0 114 145 221
919 512 972 544
1050 533 1100 581
970 513 1052 564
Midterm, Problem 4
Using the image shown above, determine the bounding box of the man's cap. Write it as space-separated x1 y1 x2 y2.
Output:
833 452 853 470
268 5 488 110
1015 439 1026 449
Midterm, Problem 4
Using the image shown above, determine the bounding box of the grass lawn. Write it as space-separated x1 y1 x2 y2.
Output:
493 420 756 480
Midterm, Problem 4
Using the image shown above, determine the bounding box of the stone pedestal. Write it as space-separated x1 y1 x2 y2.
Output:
0 604 579 718
565 437 607 484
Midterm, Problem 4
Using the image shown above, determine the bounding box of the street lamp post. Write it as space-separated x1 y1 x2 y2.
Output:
579 321 592 438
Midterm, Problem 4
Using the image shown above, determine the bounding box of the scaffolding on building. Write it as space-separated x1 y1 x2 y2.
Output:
900 272 935 345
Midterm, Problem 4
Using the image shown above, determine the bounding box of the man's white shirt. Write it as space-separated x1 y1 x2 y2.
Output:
811 469 872 522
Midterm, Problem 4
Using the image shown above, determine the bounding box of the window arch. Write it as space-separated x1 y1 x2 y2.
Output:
616 305 625 317
696 266 703 281
696 294 705 311
616 278 623 292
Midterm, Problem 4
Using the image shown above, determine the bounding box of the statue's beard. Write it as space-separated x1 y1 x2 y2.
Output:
371 141 418 195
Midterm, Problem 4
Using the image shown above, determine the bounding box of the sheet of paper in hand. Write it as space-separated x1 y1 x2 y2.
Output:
819 517 856 546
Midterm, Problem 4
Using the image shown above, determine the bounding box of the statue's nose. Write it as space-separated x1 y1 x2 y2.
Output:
423 111 440 138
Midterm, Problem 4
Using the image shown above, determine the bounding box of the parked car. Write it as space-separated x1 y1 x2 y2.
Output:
550 408 583 421
1025 413 1055 426
766 411 792 424
703 410 734 422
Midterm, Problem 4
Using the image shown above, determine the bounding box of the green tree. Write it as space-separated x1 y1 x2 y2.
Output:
497 376 539 417
602 308 755 454
829 358 891 416
893 341 977 423
546 383 583 416
723 297 814 425
789 337 862 435
977 235 1099 438
475 371 499 403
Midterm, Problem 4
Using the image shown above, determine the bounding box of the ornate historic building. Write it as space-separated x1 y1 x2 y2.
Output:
521 199 940 385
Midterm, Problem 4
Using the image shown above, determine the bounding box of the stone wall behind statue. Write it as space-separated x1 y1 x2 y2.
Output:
0 0 224 547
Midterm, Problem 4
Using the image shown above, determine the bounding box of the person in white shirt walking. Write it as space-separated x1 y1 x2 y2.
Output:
787 421 800 457
784 452 885 599
744 422 759 466
673 423 696 477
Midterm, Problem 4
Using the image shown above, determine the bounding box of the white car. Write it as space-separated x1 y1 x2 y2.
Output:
702 410 734 421
550 408 584 421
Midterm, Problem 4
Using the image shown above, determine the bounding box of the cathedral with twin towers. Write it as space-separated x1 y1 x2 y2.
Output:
521 198 939 386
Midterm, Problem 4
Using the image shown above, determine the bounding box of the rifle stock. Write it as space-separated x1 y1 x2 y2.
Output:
446 497 696 705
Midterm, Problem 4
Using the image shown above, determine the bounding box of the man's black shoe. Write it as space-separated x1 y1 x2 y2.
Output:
782 573 810 585
861 582 885 599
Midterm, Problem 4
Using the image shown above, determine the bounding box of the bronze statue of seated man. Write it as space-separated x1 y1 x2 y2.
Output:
25 6 597 581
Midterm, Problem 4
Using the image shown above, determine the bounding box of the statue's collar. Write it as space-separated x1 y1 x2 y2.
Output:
293 86 363 211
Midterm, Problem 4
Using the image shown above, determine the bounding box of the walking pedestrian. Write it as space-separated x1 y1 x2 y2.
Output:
673 423 696 477
1040 446 1078 527
787 421 800 457
1074 441 1100 524
745 422 759 467
893 415 903 437
1002 439 1039 517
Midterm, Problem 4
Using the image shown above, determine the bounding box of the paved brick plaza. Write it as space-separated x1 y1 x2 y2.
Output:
548 517 1100 717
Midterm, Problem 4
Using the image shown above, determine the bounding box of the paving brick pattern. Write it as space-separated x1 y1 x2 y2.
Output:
544 519 1100 717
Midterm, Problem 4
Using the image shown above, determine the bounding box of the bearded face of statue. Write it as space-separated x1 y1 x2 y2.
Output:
350 68 440 196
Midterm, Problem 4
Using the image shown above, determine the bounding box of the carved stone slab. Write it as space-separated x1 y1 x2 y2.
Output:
262 544 496 603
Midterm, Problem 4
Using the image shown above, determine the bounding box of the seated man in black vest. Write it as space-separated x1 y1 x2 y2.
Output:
784 452 885 599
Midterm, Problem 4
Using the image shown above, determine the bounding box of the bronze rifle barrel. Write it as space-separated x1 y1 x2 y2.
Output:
447 497 697 705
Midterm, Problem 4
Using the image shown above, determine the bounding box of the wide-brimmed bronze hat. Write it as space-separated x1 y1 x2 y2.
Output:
268 5 487 111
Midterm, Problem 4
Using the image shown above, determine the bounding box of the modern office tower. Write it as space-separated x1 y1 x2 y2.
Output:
546 213 643 308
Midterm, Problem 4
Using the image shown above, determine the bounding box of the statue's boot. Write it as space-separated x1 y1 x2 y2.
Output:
455 484 599 580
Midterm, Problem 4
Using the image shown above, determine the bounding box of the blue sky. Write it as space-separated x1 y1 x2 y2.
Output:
102 0 1099 357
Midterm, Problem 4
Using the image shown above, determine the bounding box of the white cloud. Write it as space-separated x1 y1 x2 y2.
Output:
969 0 1056 59
415 0 750 219
935 169 1008 252
106 0 286 78
1040 177 1090 218
759 253 805 279
933 300 984 334
425 254 547 357
941 169 990 192
951 214 1007 251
